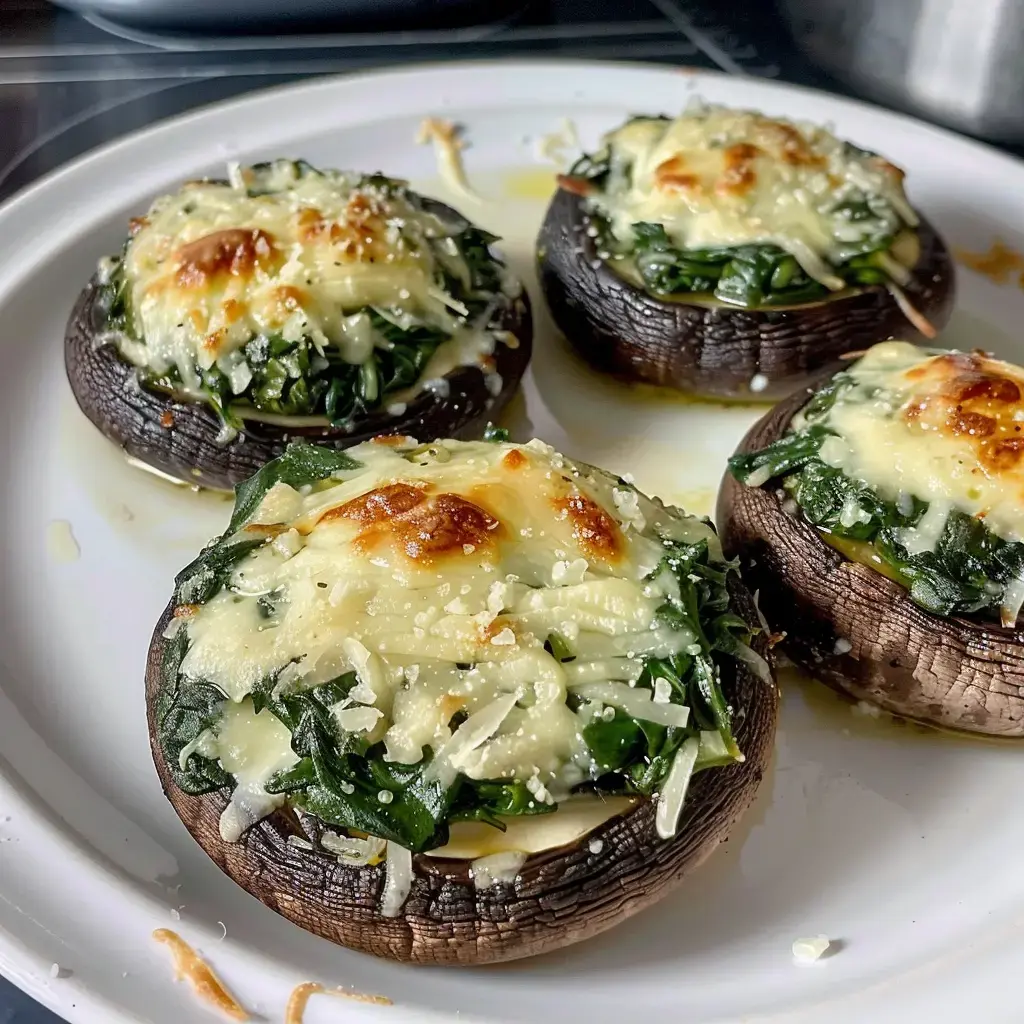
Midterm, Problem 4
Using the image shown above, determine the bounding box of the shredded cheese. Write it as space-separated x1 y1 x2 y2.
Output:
152 929 249 1021
179 438 714 812
417 118 480 203
654 737 700 840
285 981 392 1023
792 935 831 963
585 103 917 291
381 843 413 918
106 160 505 409
469 850 527 889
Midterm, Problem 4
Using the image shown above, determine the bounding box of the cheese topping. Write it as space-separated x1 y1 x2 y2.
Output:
180 438 712 791
799 341 1024 544
584 104 917 290
214 700 298 842
162 434 759 897
102 160 513 422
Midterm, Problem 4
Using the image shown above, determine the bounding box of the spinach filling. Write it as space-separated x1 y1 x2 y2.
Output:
729 374 1024 620
568 118 916 309
101 164 508 434
158 441 758 854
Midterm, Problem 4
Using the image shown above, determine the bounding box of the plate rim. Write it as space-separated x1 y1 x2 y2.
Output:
2 57 1024 1024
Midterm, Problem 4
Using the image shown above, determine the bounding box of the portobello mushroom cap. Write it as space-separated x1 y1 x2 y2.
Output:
65 196 532 492
717 380 1024 736
145 589 777 966
537 188 954 401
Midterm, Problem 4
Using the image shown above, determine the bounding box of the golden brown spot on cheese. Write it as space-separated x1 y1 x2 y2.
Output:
285 981 392 1023
354 492 502 562
986 437 1024 472
256 285 307 328
501 449 527 471
393 493 502 561
128 215 149 236
438 693 465 720
202 328 227 354
553 491 623 562
948 409 997 438
296 206 327 241
173 603 199 619
152 929 249 1022
871 155 906 182
654 155 701 193
478 615 517 645
903 351 971 381
371 434 410 446
326 192 394 262
951 370 1021 405
175 228 276 289
717 142 761 196
901 351 1024 475
222 298 245 324
322 482 428 524
760 121 823 168
159 409 175 429
274 285 305 311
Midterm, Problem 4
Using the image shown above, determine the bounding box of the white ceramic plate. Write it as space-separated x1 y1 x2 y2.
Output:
3 60 1024 1024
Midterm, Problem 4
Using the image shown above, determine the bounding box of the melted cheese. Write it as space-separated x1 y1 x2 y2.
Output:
589 104 917 289
797 340 1024 544
111 160 499 396
179 437 714 805
428 795 636 858
211 699 298 842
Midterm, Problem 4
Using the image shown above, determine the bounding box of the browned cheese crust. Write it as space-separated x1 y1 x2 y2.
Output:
146 583 778 965
717 382 1024 735
65 195 532 491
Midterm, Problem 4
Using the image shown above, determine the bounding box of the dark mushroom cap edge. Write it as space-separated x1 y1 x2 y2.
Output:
537 188 955 401
66 191 533 492
66 279 531 492
717 379 1024 736
145 584 778 966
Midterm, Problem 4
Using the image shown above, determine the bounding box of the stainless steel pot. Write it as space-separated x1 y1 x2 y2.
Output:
778 0 1024 142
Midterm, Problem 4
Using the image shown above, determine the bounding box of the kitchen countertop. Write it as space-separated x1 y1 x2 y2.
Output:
0 0 965 1019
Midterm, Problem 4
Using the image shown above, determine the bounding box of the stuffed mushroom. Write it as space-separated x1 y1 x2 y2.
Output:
148 433 778 964
538 105 953 400
66 160 531 490
719 340 1024 735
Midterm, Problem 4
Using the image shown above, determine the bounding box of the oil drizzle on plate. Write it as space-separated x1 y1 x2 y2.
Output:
58 395 232 557
955 238 1024 288
46 519 80 563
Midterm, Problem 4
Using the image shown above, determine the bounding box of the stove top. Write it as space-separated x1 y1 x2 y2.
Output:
0 0 836 202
